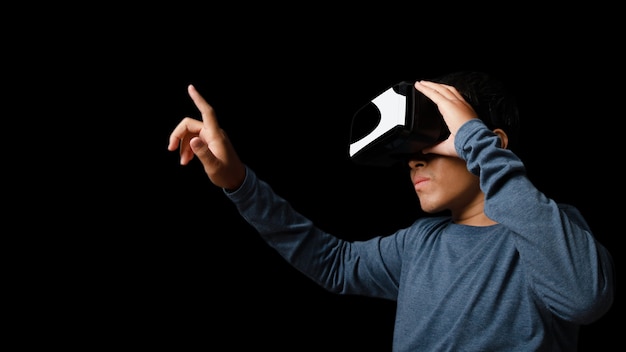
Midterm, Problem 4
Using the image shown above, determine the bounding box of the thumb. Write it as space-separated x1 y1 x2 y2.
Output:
190 136 217 166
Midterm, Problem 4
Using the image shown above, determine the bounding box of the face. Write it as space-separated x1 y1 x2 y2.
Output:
408 153 484 217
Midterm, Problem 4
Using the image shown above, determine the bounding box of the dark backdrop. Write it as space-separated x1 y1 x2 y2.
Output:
136 54 619 351
34 11 621 351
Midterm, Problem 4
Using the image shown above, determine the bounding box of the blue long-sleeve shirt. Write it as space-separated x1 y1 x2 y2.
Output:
225 119 614 351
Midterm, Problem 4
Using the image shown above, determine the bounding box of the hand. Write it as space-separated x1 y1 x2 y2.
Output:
414 80 478 156
168 84 246 190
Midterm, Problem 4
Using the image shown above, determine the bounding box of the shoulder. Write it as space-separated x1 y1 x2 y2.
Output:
400 216 450 240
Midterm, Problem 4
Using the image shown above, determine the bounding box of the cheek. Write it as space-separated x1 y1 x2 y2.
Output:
435 162 477 194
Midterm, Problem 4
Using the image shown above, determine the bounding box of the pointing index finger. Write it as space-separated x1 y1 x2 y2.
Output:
188 84 220 131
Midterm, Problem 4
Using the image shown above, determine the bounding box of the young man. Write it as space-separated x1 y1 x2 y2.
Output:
167 71 614 351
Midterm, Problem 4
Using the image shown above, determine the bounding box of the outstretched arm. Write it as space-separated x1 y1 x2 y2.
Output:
167 84 246 190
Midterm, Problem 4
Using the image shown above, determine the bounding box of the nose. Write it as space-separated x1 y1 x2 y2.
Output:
407 154 427 169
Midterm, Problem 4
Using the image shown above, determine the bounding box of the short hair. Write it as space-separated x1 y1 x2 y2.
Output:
432 71 521 153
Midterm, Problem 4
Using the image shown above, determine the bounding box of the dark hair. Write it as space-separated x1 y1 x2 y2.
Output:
433 71 520 153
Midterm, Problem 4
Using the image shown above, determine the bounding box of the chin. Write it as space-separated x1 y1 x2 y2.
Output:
420 205 443 214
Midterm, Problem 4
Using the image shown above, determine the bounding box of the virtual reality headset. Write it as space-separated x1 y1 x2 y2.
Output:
349 81 450 167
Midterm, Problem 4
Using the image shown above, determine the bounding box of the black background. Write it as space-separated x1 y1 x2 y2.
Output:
19 8 622 351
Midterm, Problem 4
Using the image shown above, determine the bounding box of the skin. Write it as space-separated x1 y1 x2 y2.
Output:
411 81 508 226
168 81 509 226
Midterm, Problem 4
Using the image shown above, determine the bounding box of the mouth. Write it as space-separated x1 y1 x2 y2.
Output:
413 176 429 191
413 176 428 185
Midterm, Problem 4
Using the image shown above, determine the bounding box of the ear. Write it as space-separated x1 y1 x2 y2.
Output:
493 128 509 149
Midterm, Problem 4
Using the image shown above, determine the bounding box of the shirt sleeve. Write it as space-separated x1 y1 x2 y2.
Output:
455 119 615 324
224 167 404 300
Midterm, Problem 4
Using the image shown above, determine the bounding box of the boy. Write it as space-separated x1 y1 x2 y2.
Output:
168 71 614 351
